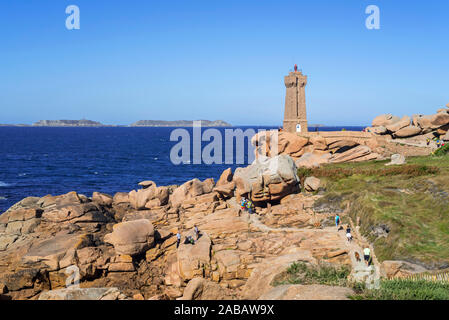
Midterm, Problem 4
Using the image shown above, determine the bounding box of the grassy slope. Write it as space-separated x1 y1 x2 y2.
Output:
306 155 449 266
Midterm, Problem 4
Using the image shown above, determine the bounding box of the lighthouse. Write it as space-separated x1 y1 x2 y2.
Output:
283 66 308 133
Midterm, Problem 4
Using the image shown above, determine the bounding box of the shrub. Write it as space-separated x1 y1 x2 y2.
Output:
433 144 449 157
276 261 350 287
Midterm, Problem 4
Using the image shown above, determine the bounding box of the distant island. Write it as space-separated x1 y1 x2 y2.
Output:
33 120 106 127
130 120 231 127
0 119 232 127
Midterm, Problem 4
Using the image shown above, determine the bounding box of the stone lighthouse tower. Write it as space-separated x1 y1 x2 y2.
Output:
283 66 308 133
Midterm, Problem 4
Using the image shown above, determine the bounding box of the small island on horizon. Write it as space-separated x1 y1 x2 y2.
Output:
0 119 233 127
130 120 231 127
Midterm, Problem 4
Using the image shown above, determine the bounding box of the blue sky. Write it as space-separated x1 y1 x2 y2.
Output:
0 0 448 126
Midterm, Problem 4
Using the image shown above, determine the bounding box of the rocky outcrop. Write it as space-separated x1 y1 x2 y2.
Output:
330 145 379 163
104 219 155 256
385 116 411 133
178 277 229 300
370 106 449 141
129 182 169 210
295 152 331 168
380 260 427 279
372 114 401 127
233 155 300 203
0 152 372 301
393 126 422 138
170 178 215 208
216 168 233 186
38 287 128 300
259 284 353 300
177 231 211 281
253 131 382 168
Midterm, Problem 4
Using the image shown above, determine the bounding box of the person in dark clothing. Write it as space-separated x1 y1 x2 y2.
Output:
346 226 353 242
176 232 181 248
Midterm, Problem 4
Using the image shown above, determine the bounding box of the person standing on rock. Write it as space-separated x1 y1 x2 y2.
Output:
240 197 247 212
246 200 254 214
176 231 181 248
363 247 371 266
335 214 341 229
194 225 200 240
346 226 353 242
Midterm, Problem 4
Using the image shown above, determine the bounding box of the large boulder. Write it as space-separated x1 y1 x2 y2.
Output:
177 231 211 281
416 113 449 132
170 179 213 208
431 112 449 127
372 114 400 127
304 177 321 192
213 182 235 199
104 219 155 256
92 192 113 206
36 192 88 214
443 131 449 141
386 116 411 133
385 154 406 166
393 126 421 138
329 145 374 163
214 250 241 280
327 140 359 151
216 168 233 186
233 155 300 203
295 152 331 168
281 133 309 157
41 202 109 224
241 252 316 300
252 131 308 158
22 231 93 271
138 180 156 189
178 277 228 300
309 136 327 150
113 192 130 205
38 287 127 300
366 126 387 135
436 124 449 136
129 182 169 210
380 260 426 279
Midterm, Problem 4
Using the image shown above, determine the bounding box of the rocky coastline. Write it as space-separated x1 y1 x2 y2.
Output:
1 107 447 300
0 152 367 300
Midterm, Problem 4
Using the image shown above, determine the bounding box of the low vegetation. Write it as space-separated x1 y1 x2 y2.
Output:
273 261 350 287
433 144 449 157
351 278 449 300
302 154 449 266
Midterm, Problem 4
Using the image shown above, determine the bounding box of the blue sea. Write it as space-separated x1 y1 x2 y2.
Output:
0 126 364 213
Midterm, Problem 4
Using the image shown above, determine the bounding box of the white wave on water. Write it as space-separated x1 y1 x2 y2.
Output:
18 173 27 177
0 181 10 187
0 196 6 200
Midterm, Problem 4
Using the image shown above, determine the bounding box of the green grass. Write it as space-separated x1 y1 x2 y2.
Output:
273 261 350 287
350 279 449 300
303 154 449 265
